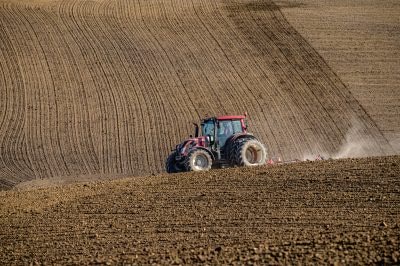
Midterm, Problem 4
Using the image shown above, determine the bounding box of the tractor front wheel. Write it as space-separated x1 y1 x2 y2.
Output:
166 152 184 173
184 149 212 172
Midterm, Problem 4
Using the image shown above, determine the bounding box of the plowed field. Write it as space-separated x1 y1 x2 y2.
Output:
280 0 400 150
1 1 399 263
1 156 399 264
1 0 398 189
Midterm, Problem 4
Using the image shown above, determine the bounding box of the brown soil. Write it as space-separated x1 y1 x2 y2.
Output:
0 1 399 263
0 156 399 264
279 0 400 150
0 0 398 189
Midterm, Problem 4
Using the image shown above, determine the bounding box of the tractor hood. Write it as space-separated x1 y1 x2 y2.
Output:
176 136 207 155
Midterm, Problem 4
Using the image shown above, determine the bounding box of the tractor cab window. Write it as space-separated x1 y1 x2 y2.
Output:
218 121 233 136
217 120 235 147
202 120 215 137
232 120 243 133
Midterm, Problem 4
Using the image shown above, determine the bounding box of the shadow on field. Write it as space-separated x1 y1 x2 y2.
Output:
228 0 305 12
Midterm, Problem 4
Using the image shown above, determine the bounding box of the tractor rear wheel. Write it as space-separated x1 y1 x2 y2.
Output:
184 149 212 172
166 152 184 173
227 138 247 164
233 139 267 166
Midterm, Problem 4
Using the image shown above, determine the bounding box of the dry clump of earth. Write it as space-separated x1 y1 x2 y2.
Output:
1 156 399 264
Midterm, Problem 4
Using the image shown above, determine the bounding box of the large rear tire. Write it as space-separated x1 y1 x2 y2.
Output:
166 152 184 173
233 139 267 166
226 138 247 165
184 149 212 172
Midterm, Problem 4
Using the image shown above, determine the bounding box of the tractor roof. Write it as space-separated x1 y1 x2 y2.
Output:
216 115 246 120
201 115 246 123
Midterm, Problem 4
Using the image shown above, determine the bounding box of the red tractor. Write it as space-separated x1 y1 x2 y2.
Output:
166 114 267 173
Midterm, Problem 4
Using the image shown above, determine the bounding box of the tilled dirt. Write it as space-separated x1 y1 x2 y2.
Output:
280 0 400 148
0 0 399 263
1 156 399 264
0 0 397 189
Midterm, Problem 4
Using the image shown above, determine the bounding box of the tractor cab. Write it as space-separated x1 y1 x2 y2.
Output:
198 115 247 148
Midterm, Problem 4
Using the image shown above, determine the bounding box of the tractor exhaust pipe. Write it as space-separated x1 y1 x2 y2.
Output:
193 123 199 138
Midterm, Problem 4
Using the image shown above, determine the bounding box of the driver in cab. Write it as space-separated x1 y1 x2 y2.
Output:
218 121 233 147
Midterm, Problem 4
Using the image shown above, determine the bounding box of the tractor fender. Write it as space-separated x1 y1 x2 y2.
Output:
224 133 256 154
230 133 256 143
179 139 197 156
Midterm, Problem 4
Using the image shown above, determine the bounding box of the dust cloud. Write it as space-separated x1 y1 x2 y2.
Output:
332 120 378 159
332 119 400 159
301 119 399 161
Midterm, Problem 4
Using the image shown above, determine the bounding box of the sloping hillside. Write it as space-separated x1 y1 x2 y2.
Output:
0 0 396 189
280 0 400 150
